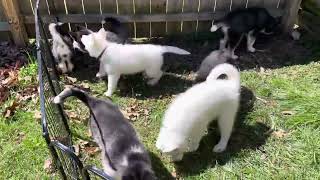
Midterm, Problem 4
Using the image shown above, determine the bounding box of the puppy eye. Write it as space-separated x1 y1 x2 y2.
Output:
62 54 68 58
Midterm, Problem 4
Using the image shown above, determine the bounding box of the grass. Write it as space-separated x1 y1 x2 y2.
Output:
0 61 53 179
0 37 319 179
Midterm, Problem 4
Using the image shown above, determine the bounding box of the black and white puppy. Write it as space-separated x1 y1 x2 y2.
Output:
210 7 281 59
70 17 129 53
49 23 75 73
53 87 156 180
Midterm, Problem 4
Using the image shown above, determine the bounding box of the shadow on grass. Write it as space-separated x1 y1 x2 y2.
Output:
149 152 175 180
174 86 272 177
111 73 194 99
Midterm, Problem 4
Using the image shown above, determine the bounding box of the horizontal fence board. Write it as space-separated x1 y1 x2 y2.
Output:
24 9 283 24
0 0 292 40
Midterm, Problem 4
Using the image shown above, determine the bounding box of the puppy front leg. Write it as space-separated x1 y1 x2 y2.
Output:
96 61 107 78
105 74 120 97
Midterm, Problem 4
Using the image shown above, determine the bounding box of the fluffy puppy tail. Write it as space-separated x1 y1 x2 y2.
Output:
53 86 92 106
162 46 191 55
210 21 225 32
206 63 240 89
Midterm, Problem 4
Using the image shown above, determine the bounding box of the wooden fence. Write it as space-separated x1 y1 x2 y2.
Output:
0 0 302 46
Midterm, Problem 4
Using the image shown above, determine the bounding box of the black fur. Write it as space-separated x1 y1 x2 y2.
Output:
53 87 155 180
213 7 281 54
103 17 129 44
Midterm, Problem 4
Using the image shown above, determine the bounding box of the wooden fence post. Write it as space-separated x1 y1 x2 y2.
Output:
282 0 302 33
1 0 28 47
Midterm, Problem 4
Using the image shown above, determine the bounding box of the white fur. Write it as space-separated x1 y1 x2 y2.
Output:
196 49 231 80
81 28 190 96
49 23 74 73
156 63 240 162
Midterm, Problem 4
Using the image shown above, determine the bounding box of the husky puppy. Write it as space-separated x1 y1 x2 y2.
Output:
53 87 156 180
210 7 281 59
156 63 240 162
196 49 231 81
81 28 191 96
49 23 74 73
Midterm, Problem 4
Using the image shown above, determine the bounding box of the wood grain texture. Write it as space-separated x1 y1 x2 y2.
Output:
197 0 214 33
150 0 166 37
181 0 199 34
1 0 28 46
135 0 150 37
166 0 183 34
117 0 135 37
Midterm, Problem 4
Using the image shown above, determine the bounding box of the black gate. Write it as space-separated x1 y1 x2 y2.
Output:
35 0 112 179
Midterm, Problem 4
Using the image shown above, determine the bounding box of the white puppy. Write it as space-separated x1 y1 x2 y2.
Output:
81 28 190 96
156 63 240 162
196 49 231 81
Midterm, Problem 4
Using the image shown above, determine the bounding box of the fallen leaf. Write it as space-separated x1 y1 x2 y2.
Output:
2 100 20 118
2 70 18 87
80 82 90 90
34 110 42 120
272 129 289 139
83 146 100 156
15 132 26 144
281 111 295 116
73 144 80 156
0 86 9 103
20 75 32 82
43 158 54 173
65 76 77 83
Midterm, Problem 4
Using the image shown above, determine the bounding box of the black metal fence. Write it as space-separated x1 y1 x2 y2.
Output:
35 0 112 179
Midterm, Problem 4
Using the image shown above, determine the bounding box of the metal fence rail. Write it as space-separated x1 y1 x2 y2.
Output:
35 0 112 179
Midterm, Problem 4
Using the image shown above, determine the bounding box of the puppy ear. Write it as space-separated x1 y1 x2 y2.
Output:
97 28 107 38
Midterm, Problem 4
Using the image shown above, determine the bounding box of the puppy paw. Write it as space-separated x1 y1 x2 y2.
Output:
96 73 101 78
248 47 256 53
213 144 226 153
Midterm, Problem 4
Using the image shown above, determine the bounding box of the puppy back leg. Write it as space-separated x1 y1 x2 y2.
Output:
247 30 257 52
105 74 120 96
145 59 163 86
227 31 243 59
213 106 237 153
219 27 229 50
